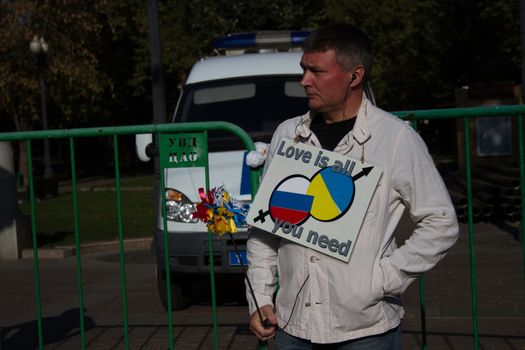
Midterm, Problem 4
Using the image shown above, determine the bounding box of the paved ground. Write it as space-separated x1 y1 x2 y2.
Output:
400 222 525 350
0 220 524 349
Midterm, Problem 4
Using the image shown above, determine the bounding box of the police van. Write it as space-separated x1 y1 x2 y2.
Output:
136 31 311 309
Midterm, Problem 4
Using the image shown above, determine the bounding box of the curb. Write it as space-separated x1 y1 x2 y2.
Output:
22 238 153 259
58 186 153 194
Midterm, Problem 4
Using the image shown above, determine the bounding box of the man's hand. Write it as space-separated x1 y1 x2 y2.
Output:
249 304 277 341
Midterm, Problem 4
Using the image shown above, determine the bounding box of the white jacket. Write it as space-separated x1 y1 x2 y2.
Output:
246 96 459 343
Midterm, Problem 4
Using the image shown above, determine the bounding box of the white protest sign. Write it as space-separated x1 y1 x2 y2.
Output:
247 138 382 262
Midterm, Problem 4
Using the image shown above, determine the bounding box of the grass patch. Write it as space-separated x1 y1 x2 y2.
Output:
76 175 157 188
117 175 157 188
20 189 155 247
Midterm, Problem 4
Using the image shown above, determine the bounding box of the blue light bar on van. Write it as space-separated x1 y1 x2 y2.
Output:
213 31 310 50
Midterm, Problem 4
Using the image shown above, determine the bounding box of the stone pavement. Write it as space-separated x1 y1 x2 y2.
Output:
0 221 524 349
399 222 525 349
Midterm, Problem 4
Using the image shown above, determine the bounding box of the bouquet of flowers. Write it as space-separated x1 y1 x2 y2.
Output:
192 186 249 237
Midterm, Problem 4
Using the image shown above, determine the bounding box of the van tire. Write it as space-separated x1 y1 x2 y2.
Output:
156 266 191 311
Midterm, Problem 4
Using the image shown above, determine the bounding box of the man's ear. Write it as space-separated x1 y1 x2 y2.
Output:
349 65 365 87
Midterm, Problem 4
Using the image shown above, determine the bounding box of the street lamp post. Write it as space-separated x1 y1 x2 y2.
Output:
29 35 54 180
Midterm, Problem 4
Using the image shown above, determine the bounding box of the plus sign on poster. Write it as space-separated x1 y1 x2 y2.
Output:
247 138 383 262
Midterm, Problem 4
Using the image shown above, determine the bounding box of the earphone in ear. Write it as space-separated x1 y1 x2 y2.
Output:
348 73 357 85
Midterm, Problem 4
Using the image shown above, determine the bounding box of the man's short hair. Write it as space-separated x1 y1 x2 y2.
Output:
303 23 373 82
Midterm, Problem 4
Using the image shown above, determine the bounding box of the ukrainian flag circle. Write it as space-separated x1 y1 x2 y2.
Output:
307 167 355 221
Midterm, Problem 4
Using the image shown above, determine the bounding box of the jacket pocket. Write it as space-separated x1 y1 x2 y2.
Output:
378 257 406 295
371 259 385 302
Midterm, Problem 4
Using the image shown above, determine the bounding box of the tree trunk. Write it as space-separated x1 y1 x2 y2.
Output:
18 141 28 194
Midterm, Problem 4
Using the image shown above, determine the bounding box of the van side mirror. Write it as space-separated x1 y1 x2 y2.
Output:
136 134 153 162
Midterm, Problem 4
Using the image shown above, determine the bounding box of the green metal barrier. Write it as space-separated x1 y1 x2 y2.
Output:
394 105 525 350
1 105 525 349
0 122 259 350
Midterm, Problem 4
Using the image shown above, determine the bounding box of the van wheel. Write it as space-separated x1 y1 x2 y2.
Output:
156 266 191 311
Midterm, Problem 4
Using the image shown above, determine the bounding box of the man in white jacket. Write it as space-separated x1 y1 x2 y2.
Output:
247 23 459 349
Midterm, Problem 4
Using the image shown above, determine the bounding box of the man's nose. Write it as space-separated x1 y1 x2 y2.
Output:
300 71 311 87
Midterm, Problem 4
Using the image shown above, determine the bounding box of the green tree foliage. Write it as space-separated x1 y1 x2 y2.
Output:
114 0 325 114
0 0 110 131
0 1 113 187
324 0 520 109
1 0 521 130
453 0 520 85
97 0 152 125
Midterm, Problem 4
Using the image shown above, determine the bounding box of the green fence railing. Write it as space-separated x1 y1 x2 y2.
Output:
0 122 260 350
1 105 525 349
394 104 525 350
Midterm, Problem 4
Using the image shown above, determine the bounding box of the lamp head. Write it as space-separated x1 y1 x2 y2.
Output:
29 35 48 54
29 35 40 54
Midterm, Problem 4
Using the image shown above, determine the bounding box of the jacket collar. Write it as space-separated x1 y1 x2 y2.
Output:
352 95 372 145
296 95 372 146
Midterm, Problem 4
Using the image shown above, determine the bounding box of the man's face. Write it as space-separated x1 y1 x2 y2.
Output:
300 49 352 117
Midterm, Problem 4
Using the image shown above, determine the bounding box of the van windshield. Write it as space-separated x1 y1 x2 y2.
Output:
175 75 308 139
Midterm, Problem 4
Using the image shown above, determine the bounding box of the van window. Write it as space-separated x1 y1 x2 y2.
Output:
284 81 306 98
194 84 256 104
176 75 308 135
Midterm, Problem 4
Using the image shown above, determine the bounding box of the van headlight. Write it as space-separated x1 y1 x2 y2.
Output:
165 189 198 223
